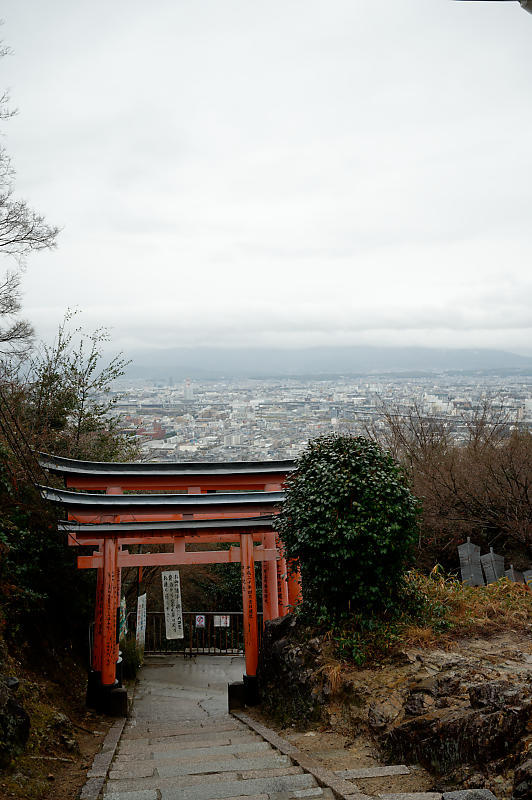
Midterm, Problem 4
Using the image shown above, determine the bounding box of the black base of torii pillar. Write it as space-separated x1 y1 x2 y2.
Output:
86 669 128 716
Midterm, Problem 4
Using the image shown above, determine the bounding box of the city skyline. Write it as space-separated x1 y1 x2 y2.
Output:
111 372 532 463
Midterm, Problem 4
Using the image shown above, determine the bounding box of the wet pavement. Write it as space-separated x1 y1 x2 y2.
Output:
95 655 479 800
102 655 337 800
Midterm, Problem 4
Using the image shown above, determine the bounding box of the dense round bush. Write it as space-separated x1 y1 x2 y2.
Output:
277 434 419 620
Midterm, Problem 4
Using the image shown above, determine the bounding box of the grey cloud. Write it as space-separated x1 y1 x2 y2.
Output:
2 0 532 355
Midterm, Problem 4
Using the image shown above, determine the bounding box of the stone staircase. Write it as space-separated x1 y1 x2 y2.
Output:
85 657 496 800
105 715 335 800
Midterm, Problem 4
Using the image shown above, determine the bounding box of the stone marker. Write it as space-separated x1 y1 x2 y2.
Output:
458 539 484 586
480 548 505 584
505 564 524 583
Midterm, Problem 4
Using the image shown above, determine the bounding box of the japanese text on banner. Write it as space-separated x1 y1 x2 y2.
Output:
162 571 184 640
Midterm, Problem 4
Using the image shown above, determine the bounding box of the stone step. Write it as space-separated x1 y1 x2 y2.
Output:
238 768 304 780
127 716 237 729
268 791 336 800
109 755 291 781
161 774 320 800
336 766 411 779
104 770 316 798
105 788 336 800
123 721 244 740
118 731 260 752
113 741 273 765
132 710 231 721
378 794 442 800
106 792 159 800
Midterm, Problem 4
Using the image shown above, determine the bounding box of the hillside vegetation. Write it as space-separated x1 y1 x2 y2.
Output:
259 431 532 800
0 318 138 796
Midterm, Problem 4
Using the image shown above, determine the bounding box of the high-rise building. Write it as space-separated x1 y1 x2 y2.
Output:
184 379 194 402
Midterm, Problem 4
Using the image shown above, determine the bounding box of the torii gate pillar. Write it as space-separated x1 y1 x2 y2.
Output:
261 531 279 621
86 487 127 715
240 533 259 704
86 536 127 715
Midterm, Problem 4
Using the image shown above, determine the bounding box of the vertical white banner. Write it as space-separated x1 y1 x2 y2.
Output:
118 596 128 640
136 593 147 649
162 571 184 640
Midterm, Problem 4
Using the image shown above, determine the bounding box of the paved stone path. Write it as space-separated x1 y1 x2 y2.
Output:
103 656 337 800
97 656 496 800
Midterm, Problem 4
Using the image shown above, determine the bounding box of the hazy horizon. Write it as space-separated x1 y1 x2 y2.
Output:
121 343 532 380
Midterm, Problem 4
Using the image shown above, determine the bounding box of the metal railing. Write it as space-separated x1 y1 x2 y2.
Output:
125 611 263 656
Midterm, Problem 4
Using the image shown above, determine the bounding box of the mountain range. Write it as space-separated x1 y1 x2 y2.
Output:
124 346 532 380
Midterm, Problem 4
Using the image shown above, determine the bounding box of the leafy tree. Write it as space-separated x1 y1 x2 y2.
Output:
193 561 262 612
276 434 419 621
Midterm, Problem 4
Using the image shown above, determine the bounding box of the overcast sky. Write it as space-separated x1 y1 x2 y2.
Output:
2 0 532 355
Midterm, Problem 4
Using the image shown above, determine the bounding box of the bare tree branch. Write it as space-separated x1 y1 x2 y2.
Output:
0 36 59 357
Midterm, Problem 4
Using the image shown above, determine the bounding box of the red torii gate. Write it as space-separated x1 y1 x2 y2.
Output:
39 455 301 714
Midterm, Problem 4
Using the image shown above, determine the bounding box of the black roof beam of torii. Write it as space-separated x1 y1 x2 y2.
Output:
38 486 284 515
38 452 296 475
60 516 277 533
60 515 277 539
38 453 294 491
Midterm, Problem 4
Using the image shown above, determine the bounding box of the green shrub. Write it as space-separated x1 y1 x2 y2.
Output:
276 434 419 622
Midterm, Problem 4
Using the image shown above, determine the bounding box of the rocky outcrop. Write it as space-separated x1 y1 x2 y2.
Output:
259 623 532 796
386 679 532 773
468 680 532 711
387 700 531 773
0 675 30 768
512 758 532 799
258 615 328 724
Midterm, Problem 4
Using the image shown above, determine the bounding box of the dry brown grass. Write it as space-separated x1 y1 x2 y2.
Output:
325 570 532 665
401 624 437 647
401 569 532 647
317 659 345 693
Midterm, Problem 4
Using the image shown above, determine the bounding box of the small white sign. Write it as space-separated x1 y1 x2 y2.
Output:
136 593 147 649
195 614 206 628
162 571 184 640
214 615 230 628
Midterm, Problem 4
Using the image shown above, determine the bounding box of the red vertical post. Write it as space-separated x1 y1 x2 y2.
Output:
240 533 258 678
106 487 122 664
261 532 279 621
263 483 282 621
101 536 118 687
276 535 290 616
287 561 303 608
92 547 104 673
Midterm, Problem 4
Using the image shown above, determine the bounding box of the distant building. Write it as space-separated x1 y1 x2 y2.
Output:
184 379 194 401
